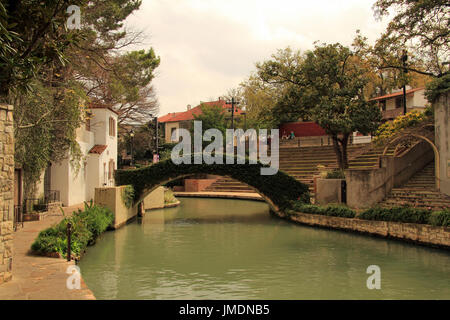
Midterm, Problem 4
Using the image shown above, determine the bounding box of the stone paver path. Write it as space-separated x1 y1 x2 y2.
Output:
0 204 95 300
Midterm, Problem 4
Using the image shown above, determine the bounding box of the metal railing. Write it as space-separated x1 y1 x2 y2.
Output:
23 190 61 214
14 205 24 231
45 190 60 203
103 172 115 187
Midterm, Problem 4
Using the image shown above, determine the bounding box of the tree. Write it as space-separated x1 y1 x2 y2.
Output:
4 0 148 198
302 43 382 169
352 30 431 98
0 0 88 99
256 43 382 169
193 104 228 135
78 49 160 125
373 0 449 78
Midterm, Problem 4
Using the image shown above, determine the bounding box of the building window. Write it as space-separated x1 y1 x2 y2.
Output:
109 117 116 137
108 159 115 179
171 127 178 142
85 118 91 131
380 100 386 111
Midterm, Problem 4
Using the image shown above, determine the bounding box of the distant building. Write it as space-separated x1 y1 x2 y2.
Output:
158 99 244 143
370 87 428 121
44 103 118 206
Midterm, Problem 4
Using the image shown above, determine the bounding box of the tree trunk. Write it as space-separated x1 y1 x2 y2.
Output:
340 133 350 170
331 135 344 170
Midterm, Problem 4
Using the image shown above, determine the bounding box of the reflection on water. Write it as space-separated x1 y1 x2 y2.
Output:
78 198 450 300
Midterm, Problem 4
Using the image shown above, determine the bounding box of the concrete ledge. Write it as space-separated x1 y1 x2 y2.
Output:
174 192 265 202
164 201 181 208
287 212 450 249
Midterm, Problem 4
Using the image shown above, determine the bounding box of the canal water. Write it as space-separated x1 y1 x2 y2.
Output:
78 198 450 300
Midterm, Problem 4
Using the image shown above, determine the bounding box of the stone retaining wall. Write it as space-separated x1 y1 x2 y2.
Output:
288 212 450 249
0 104 14 284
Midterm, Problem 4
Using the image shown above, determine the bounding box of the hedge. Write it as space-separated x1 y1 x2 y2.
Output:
115 153 311 210
31 202 114 259
289 202 356 218
358 207 450 227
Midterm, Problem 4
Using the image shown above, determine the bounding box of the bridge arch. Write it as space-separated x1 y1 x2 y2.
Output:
115 155 310 215
382 132 440 190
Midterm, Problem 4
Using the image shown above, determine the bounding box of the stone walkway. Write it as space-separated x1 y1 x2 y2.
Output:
0 204 95 300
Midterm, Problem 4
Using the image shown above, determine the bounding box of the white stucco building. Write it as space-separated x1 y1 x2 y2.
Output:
47 105 118 206
371 87 429 121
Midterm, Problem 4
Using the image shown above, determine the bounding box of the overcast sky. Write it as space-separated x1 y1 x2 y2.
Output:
125 0 390 116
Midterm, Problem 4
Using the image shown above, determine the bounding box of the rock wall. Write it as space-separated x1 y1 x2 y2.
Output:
435 93 450 196
0 104 14 284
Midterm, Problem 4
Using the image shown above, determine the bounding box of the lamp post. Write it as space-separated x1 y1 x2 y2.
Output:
149 114 159 163
226 97 239 130
130 129 135 167
402 50 408 115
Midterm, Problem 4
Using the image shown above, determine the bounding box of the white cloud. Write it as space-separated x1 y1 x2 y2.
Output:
125 0 389 116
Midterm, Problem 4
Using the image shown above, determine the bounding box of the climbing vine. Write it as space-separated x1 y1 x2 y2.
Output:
121 185 135 209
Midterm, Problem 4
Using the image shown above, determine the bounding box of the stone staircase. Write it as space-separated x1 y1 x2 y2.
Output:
204 177 255 193
348 145 396 169
204 144 369 197
379 162 450 211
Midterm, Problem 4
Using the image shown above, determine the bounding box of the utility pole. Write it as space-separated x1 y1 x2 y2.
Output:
130 129 134 167
402 50 408 115
226 97 239 130
154 116 159 162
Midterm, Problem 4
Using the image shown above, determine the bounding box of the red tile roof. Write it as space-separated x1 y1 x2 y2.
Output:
158 100 244 123
89 145 108 155
280 122 327 137
370 87 424 101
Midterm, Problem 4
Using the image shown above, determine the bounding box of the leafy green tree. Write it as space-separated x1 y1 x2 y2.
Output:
4 0 148 198
0 0 88 98
300 43 382 169
373 0 449 78
255 44 382 169
193 104 228 135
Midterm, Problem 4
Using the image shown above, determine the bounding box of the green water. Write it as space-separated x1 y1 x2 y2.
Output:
78 198 450 300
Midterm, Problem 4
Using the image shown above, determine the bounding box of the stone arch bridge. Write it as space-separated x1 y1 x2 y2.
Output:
115 155 310 214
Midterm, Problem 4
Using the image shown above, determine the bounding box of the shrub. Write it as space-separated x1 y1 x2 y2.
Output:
373 108 432 146
428 209 450 227
291 202 356 218
31 202 114 259
325 169 345 179
164 189 178 204
358 207 430 224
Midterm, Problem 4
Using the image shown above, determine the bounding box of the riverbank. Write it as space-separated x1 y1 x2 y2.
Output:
0 204 95 300
286 211 450 250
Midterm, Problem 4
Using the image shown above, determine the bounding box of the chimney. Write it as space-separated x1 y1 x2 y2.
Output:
187 104 191 111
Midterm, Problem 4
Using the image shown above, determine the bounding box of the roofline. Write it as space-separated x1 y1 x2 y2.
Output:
370 87 425 101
